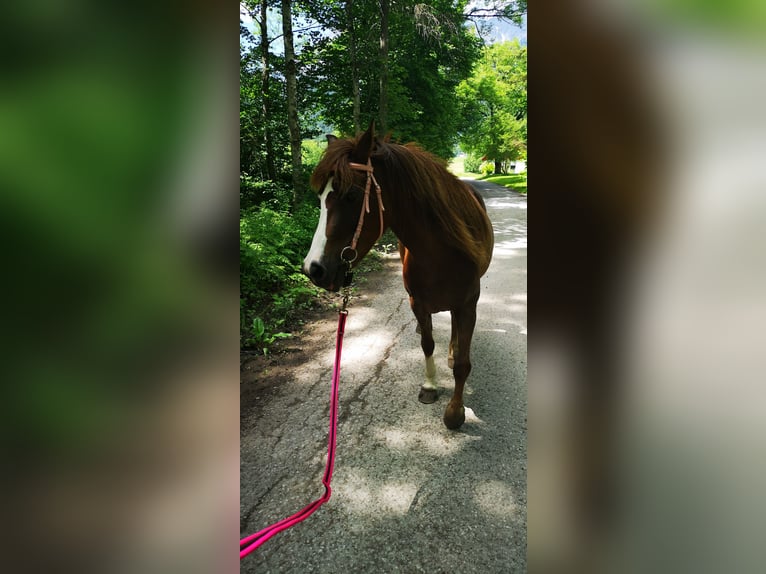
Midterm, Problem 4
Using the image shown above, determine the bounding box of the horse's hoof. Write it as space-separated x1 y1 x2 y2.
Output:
443 405 465 430
415 324 421 334
418 387 438 404
447 356 454 369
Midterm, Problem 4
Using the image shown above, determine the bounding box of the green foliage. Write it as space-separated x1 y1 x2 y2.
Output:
238 3 530 352
299 0 481 158
301 138 327 182
240 174 294 212
464 152 483 173
457 40 527 173
240 202 321 350
239 36 291 182
243 316 292 351
240 203 318 302
480 161 495 176
466 0 527 26
302 139 326 169
375 228 399 255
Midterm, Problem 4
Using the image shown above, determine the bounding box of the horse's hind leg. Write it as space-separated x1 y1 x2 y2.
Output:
444 298 478 430
410 297 438 404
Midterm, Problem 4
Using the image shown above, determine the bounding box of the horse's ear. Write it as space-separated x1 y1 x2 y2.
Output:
325 134 338 144
352 121 376 162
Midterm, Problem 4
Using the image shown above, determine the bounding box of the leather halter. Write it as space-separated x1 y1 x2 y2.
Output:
341 158 385 264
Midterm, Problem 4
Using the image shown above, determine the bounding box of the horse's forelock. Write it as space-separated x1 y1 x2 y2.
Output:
310 137 360 195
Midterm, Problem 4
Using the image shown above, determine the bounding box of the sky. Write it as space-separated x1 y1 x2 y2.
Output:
490 14 527 45
240 6 527 54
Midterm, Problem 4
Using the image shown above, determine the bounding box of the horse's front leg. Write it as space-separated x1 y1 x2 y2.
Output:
444 298 478 430
410 297 438 404
448 312 458 369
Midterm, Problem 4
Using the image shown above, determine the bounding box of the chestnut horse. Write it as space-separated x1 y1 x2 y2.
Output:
302 124 494 429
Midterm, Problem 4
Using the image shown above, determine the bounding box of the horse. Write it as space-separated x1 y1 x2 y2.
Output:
301 123 494 429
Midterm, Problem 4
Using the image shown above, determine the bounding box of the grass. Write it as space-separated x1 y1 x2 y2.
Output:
446 156 527 195
446 156 476 179
479 172 527 194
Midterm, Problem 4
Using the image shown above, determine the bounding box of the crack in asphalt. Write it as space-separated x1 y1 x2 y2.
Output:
338 306 414 428
241 182 527 573
309 366 334 396
407 482 428 514
240 469 290 531
385 295 407 326
243 363 340 532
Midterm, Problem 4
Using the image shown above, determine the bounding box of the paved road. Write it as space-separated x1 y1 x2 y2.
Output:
241 180 527 573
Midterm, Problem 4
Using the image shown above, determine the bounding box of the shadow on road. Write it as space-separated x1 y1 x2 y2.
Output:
241 181 527 573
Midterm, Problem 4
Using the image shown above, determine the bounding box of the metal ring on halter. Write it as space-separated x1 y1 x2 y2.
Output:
340 246 357 264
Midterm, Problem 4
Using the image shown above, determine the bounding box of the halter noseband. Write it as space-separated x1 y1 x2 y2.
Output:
340 158 385 264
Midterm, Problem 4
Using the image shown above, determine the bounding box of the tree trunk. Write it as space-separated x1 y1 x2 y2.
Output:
281 0 303 205
378 0 389 134
260 0 276 181
489 103 502 174
347 0 361 135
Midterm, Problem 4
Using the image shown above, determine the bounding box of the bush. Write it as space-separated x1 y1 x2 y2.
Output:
240 202 321 350
480 161 495 176
464 152 483 173
302 139 326 171
300 139 328 189
240 174 293 211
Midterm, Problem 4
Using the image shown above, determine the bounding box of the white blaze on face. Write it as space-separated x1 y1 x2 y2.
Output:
303 178 333 272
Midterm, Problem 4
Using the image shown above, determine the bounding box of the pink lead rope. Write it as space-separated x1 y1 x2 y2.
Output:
240 308 348 560
241 157 379 560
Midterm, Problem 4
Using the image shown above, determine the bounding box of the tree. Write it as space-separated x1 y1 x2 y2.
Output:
300 0 480 158
282 0 304 203
240 1 290 206
379 0 390 134
464 0 526 24
389 0 481 157
259 0 276 181
299 0 380 137
346 0 361 134
457 40 527 174
240 0 517 188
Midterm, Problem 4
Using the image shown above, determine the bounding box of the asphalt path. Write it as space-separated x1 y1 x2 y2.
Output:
241 179 527 573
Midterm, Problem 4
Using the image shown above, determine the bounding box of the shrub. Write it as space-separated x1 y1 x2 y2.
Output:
302 139 326 170
463 152 483 173
240 174 293 211
240 202 321 351
301 139 327 185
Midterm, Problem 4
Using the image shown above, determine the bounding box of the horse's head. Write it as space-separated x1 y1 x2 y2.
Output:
302 123 385 292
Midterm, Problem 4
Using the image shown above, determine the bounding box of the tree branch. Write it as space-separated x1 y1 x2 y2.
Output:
465 8 525 20
267 24 324 46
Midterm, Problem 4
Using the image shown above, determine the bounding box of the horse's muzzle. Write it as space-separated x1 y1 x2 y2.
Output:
307 261 326 283
303 260 342 292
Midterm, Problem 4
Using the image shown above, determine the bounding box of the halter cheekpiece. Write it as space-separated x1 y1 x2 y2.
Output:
341 158 385 264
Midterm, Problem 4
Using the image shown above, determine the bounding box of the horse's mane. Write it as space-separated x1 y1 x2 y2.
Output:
311 135 493 274
310 137 361 197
